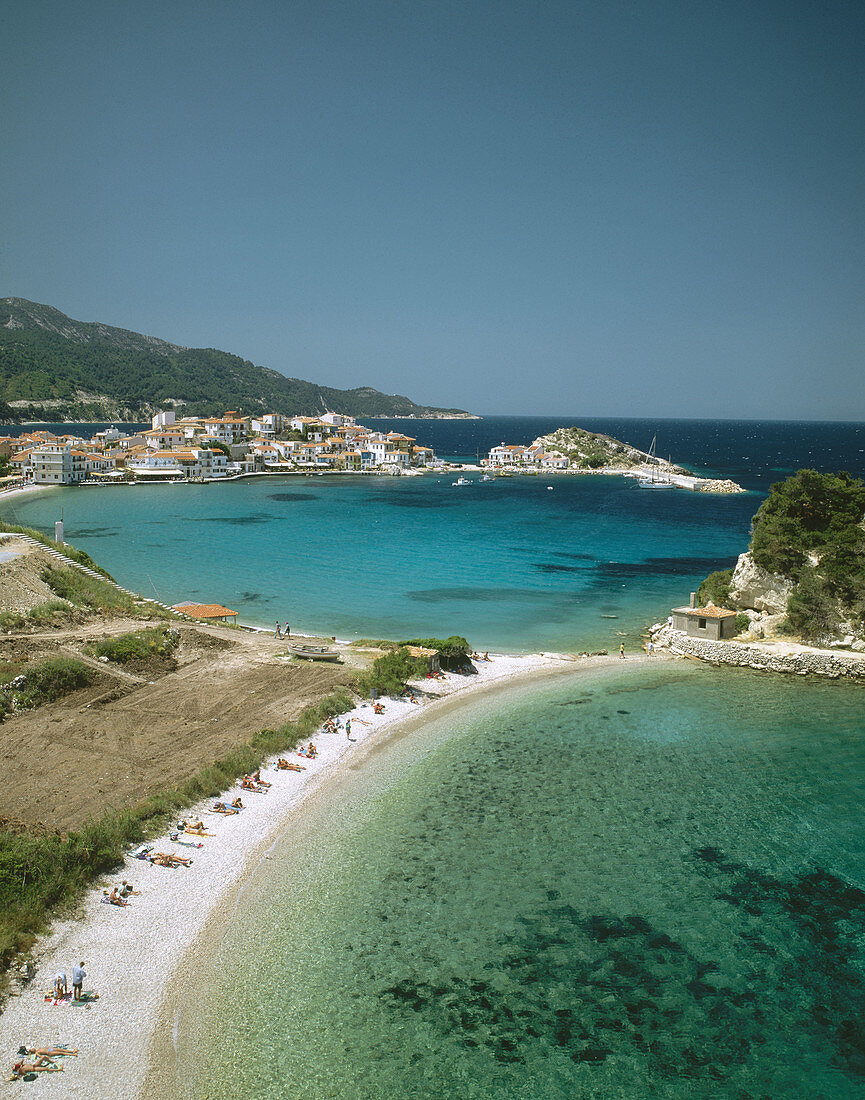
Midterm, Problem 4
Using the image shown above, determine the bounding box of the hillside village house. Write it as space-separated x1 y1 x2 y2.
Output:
7 409 438 485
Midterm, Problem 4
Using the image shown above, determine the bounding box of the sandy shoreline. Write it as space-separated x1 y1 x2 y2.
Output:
0 650 646 1098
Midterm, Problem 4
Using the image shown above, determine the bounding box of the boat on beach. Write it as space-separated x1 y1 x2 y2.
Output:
288 643 341 662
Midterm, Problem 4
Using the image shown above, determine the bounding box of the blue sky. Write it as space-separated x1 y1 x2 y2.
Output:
2 0 863 418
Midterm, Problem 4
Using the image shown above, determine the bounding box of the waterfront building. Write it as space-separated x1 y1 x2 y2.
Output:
671 604 738 641
31 443 73 484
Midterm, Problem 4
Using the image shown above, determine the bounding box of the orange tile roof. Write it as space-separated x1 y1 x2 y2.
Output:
676 605 737 618
173 602 237 618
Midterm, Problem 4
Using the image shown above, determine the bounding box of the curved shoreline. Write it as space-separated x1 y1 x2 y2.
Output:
0 651 650 1099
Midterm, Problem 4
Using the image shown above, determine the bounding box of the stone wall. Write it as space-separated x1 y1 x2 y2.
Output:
666 630 865 683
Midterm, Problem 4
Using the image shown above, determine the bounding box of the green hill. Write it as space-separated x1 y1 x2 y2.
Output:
0 298 475 422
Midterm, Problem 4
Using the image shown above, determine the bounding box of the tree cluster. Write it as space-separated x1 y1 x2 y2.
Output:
750 470 865 641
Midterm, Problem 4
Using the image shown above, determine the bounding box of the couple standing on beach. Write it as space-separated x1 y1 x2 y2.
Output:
275 621 290 638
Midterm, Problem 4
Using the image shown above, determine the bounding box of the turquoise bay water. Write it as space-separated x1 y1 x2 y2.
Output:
5 418 865 1095
177 663 865 1099
0 473 753 652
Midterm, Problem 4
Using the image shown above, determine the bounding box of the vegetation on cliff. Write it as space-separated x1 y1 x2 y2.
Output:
697 470 865 643
750 470 865 640
0 298 473 421
533 426 685 472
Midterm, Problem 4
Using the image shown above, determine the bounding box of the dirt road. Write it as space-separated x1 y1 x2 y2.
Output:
1 622 355 832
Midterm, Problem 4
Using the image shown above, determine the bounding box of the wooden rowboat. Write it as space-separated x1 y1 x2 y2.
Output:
288 643 341 662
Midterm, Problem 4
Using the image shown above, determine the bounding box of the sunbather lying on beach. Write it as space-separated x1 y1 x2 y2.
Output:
277 758 306 771
250 770 271 787
179 820 209 835
212 802 239 814
240 777 267 792
232 797 244 809
11 1056 63 1077
18 1047 77 1058
150 852 192 868
119 881 139 896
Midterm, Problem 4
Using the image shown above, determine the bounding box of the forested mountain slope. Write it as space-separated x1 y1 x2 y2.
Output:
0 298 473 422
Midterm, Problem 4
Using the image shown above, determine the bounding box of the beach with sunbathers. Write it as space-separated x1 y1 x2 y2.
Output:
0 650 629 1099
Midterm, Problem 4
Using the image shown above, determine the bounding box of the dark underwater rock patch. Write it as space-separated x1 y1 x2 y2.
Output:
198 514 271 525
376 866 865 1085
268 492 319 502
692 847 865 1077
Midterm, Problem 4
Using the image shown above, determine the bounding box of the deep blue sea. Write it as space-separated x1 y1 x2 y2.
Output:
4 416 865 1097
3 417 864 651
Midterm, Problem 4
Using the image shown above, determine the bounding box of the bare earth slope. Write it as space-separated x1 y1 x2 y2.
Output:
0 539 355 832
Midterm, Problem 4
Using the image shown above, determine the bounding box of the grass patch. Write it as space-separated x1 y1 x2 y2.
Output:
0 684 357 972
0 599 72 632
41 565 171 620
0 656 95 721
85 626 179 664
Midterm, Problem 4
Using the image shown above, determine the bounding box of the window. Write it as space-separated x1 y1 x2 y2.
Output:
698 617 707 629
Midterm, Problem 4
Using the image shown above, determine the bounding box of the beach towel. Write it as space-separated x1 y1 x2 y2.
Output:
44 990 98 1005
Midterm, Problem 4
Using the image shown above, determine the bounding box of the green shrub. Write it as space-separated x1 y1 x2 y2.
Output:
398 635 470 669
784 568 838 642
750 469 865 582
14 658 94 708
86 626 179 664
734 613 751 635
354 647 429 697
697 569 734 607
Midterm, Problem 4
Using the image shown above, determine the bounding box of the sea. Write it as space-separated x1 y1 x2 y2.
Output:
3 416 864 652
3 416 865 1097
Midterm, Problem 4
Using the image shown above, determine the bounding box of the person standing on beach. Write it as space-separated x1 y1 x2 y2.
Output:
285 622 291 638
345 719 353 741
274 621 281 638
72 960 86 1000
619 643 625 659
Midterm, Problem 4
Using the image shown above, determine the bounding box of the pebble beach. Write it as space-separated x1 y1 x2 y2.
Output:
0 650 613 1099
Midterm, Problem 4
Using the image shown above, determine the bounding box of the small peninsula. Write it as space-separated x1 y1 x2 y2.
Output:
651 469 865 678
485 425 744 493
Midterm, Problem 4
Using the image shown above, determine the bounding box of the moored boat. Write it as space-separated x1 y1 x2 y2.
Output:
288 643 341 662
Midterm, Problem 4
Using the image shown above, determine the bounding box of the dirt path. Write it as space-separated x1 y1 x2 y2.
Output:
0 622 357 832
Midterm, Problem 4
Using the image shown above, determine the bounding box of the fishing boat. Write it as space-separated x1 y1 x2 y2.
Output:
452 477 470 486
288 643 341 662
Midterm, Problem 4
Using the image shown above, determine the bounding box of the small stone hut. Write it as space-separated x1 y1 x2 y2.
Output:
671 603 738 641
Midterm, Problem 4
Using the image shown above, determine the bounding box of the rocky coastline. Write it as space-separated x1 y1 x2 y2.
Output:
648 550 865 680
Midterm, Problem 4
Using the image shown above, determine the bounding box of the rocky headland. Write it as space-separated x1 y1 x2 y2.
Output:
529 426 744 493
648 469 865 676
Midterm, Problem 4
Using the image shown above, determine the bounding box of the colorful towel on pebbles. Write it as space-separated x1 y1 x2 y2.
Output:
43 991 99 1006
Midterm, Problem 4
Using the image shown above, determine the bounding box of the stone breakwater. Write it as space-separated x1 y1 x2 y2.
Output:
663 631 865 683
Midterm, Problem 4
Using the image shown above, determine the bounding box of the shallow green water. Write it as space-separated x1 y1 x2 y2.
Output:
175 663 865 1098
